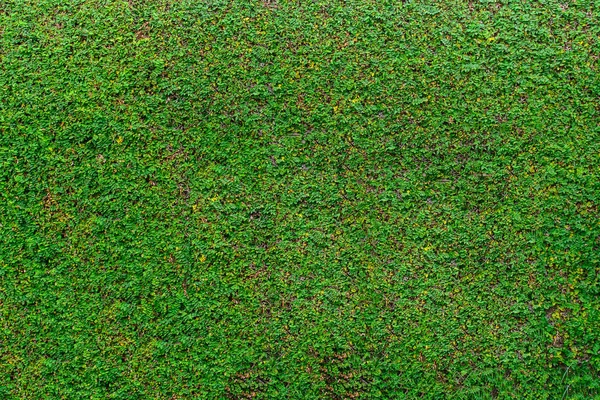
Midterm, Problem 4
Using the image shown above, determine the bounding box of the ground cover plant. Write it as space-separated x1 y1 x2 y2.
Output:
1 0 599 398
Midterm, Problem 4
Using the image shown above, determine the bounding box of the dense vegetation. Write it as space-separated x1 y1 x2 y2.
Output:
1 0 599 398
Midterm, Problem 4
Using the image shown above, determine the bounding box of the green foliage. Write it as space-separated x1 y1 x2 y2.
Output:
1 0 599 398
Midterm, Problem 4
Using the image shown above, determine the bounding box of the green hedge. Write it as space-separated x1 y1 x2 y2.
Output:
1 0 599 398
